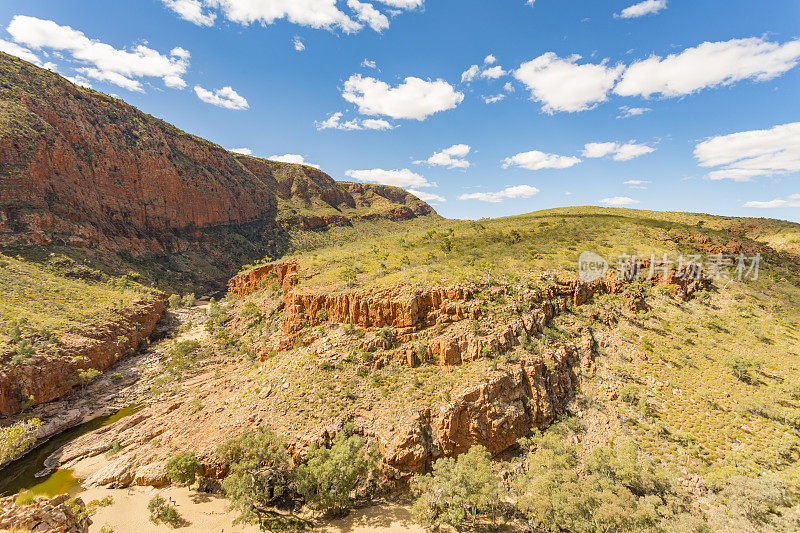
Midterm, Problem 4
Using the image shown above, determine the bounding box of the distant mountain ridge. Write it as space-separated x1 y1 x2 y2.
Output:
0 52 433 258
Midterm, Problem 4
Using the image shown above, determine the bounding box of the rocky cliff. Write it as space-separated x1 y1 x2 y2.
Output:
0 52 433 259
0 298 165 416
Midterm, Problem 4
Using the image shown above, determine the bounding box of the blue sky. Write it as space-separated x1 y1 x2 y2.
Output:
1 0 799 221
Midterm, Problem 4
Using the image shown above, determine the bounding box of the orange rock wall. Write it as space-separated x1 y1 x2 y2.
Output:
0 298 166 416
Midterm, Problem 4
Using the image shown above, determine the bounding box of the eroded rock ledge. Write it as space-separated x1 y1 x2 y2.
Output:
0 494 89 533
0 297 166 416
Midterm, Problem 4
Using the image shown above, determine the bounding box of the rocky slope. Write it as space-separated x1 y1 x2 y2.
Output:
0 494 89 533
48 260 710 488
0 298 166 416
0 52 433 262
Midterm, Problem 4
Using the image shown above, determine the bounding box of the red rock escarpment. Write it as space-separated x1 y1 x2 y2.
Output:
0 52 433 256
0 298 165 416
283 286 479 336
382 329 596 476
227 260 302 297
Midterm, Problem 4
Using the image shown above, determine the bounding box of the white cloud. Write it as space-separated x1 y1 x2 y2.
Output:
361 58 377 68
461 64 479 83
624 179 650 189
583 141 655 161
345 168 435 188
373 0 424 8
7 15 190 91
162 0 217 26
0 38 46 65
694 122 800 181
293 37 306 51
205 0 362 33
407 189 446 203
416 144 471 169
484 54 496 65
268 153 321 169
342 74 464 120
743 194 800 208
63 74 93 88
615 37 800 98
483 94 506 104
503 81 515 92
347 0 389 32
515 52 623 113
502 150 582 171
229 147 252 155
481 65 506 79
599 196 639 206
77 67 143 92
615 0 667 19
194 85 249 110
459 185 540 203
617 105 651 118
315 112 394 131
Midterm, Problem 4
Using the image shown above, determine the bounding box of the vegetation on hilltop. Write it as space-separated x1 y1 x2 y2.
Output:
244 207 800 293
215 207 800 530
0 251 155 346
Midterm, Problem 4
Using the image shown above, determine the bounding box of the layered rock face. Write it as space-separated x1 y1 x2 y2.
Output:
227 260 301 297
383 329 596 476
283 286 479 335
231 261 710 364
0 298 165 416
0 52 433 256
0 494 90 533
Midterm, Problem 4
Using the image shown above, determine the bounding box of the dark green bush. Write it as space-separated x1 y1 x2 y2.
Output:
165 451 201 485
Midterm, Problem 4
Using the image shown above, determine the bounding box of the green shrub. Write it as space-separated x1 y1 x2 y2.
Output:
512 428 702 533
316 309 329 320
619 384 642 404
379 326 393 344
411 445 500 529
218 427 295 526
166 451 201 485
148 495 184 528
182 293 196 307
297 424 378 515
715 474 800 529
105 440 121 457
1 418 43 463
167 294 182 309
14 490 34 507
208 298 223 318
77 368 101 388
87 495 114 516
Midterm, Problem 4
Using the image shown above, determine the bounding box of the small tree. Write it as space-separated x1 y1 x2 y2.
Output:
297 425 378 516
166 451 201 485
148 495 184 528
411 445 500 529
77 368 101 389
218 427 295 527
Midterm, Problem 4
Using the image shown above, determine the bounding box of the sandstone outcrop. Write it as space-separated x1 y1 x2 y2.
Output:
283 286 479 335
227 260 302 297
382 329 596 476
0 494 89 533
0 298 166 416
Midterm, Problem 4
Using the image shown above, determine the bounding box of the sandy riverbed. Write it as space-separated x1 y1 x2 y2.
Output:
80 486 424 533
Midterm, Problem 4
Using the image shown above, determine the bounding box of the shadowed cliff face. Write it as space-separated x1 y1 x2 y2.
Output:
0 52 433 258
